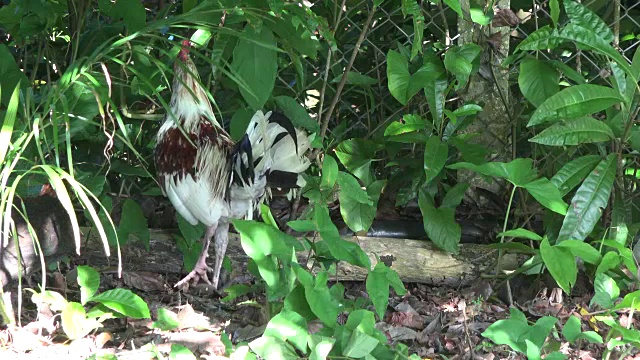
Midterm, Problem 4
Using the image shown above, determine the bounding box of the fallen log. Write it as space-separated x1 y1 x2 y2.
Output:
79 227 519 288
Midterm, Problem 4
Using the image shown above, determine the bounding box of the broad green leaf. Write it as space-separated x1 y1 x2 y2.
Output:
441 182 470 209
482 308 531 353
287 220 316 233
423 55 447 124
444 44 482 90
315 205 371 268
0 45 28 106
331 71 378 86
264 310 309 353
293 266 342 327
274 96 319 132
265 14 320 58
384 114 429 136
591 272 619 309
61 302 102 340
528 85 624 126
516 26 564 52
548 60 587 84
519 57 559 107
387 50 437 105
284 285 316 321
530 317 559 349
230 108 254 141
117 199 150 249
596 251 621 275
497 228 543 241
523 178 568 215
337 172 371 205
562 316 582 343
89 288 150 319
170 344 196 360
77 266 100 305
556 240 602 264
232 25 277 111
564 0 614 43
419 191 460 253
366 262 406 320
540 238 576 294
335 139 382 186
442 0 462 16
424 136 448 184
558 154 616 241
530 117 614 146
343 329 380 358
249 336 299 360
321 156 339 190
551 155 601 196
448 158 538 187
309 336 335 360
614 290 640 311
340 180 386 233
152 308 180 331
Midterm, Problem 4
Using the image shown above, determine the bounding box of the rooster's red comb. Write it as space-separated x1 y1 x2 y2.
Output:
178 40 191 60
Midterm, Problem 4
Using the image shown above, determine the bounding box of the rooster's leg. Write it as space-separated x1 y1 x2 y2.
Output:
211 221 230 289
175 224 216 288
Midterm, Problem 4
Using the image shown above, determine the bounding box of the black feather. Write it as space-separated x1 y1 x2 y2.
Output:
269 112 299 153
267 170 301 188
231 134 254 185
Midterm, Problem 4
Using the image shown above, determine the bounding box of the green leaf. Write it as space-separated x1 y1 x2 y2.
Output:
551 155 601 196
523 178 568 215
0 84 20 163
558 154 616 241
309 336 335 360
335 139 382 185
293 266 342 327
366 262 406 320
89 288 151 319
230 108 254 141
401 0 425 60
61 302 102 340
423 56 448 124
424 136 448 184
614 290 640 311
442 0 462 17
249 336 299 360
265 14 320 58
441 182 470 209
540 238 576 294
448 158 538 187
530 117 614 146
591 272 619 309
419 191 460 253
482 307 530 353
264 310 309 353
170 344 196 360
232 25 277 111
444 43 482 89
337 172 372 205
152 308 180 331
117 199 150 249
315 205 371 268
555 240 602 264
562 316 582 342
384 114 429 136
549 0 560 27
528 85 624 127
77 266 101 305
340 180 386 233
343 329 380 358
497 228 543 241
274 96 319 132
321 156 339 190
564 0 614 43
516 26 564 52
331 71 378 86
519 57 559 107
387 50 438 105
0 45 28 106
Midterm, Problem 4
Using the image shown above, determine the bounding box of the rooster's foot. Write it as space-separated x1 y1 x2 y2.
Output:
175 256 213 289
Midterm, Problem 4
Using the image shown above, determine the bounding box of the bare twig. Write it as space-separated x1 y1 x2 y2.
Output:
317 7 376 144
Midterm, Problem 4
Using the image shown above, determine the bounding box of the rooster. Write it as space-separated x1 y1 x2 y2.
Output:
155 40 310 289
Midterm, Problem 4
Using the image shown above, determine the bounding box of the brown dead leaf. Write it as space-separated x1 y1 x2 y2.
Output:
123 272 165 292
492 8 521 27
177 304 211 330
164 330 226 356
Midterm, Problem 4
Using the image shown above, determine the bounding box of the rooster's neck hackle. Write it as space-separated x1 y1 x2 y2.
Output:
161 45 221 136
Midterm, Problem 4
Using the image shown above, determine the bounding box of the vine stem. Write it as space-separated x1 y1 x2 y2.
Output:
495 185 517 275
